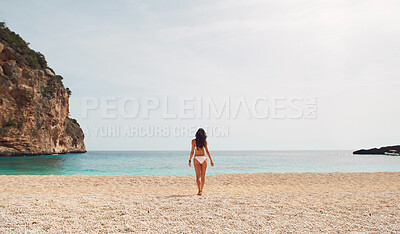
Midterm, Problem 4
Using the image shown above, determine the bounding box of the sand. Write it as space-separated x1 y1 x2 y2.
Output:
0 172 399 233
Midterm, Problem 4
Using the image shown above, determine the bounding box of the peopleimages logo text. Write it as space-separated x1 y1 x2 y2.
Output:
82 125 230 138
81 96 317 120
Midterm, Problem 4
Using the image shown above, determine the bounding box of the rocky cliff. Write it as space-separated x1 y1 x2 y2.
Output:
0 23 86 156
353 145 400 155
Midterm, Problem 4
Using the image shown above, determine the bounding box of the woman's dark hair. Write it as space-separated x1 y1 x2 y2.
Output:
195 128 207 149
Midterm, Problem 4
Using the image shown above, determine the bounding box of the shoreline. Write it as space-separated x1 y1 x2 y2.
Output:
0 150 87 157
1 172 399 232
1 170 400 176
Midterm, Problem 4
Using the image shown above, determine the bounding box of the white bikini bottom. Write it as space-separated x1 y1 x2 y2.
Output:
195 156 207 164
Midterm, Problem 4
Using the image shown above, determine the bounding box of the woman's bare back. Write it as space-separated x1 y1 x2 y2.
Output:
193 139 205 156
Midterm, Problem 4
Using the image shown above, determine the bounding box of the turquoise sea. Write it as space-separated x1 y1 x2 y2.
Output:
0 151 399 175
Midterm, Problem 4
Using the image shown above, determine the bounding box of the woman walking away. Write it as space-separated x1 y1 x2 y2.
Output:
189 128 214 195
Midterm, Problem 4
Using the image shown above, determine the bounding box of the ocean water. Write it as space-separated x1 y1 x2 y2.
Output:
0 151 399 175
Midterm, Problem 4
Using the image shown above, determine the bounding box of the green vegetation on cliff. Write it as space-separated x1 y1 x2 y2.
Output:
1 22 73 99
0 22 52 71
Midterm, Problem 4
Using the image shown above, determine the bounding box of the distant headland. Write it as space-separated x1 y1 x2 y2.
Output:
353 145 400 155
0 22 86 156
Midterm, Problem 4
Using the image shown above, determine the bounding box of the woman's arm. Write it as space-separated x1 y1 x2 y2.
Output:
189 140 195 167
205 141 214 167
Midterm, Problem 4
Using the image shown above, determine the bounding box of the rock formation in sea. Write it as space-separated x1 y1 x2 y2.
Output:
0 22 86 156
353 145 400 155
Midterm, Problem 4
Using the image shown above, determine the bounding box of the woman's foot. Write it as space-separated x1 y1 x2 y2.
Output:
197 191 202 196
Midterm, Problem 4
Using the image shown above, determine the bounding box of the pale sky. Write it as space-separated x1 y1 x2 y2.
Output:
1 0 399 150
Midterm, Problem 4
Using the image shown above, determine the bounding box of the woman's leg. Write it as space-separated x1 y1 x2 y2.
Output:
194 161 202 195
200 160 207 193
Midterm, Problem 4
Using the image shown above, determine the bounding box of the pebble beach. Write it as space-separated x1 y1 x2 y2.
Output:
1 172 400 233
